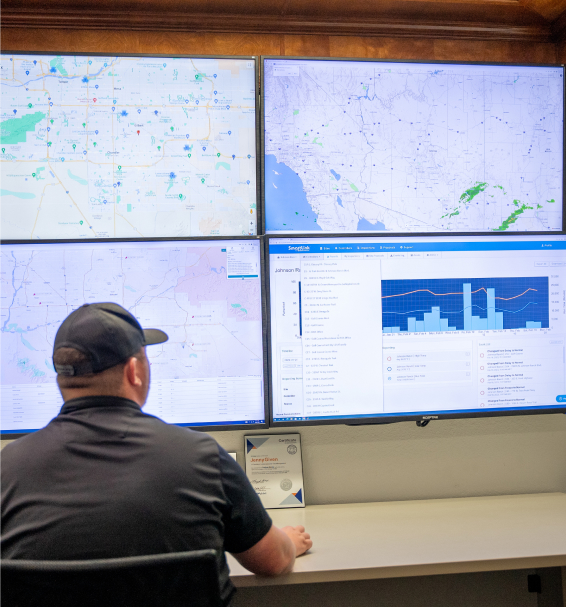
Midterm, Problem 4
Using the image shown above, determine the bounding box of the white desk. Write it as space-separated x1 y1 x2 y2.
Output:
228 493 566 595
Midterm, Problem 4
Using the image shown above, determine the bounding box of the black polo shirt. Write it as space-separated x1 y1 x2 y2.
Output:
1 396 272 605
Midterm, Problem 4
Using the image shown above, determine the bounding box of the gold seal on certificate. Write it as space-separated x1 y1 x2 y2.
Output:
244 434 305 509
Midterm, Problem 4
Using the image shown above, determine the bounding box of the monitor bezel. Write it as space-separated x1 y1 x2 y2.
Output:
264 231 566 428
260 55 566 236
0 51 262 239
0 235 270 437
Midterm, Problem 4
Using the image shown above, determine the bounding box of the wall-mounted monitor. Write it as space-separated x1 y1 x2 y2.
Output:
267 234 566 426
263 57 564 234
1 53 258 239
1 238 267 436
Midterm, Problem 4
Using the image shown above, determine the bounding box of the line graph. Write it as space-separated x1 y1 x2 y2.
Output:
381 277 549 333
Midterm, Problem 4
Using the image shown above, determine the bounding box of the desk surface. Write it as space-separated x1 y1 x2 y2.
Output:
227 492 566 587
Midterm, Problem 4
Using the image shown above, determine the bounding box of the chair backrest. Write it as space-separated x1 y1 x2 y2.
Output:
1 550 223 607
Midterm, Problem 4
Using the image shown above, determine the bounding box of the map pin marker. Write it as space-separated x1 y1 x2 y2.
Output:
112 107 115 112
28 103 32 108
247 180 250 185
118 165 121 170
214 91 217 95
217 153 220 157
95 85 99 89
247 154 251 159
188 154 191 158
196 100 199 105
179 194 183 199
186 134 189 139
214 100 217 104
93 98 97 103
1 148 5 153
228 131 231 135
202 146 206 151
232 155 235 160
95 130 98 135
47 127 50 132
72 144 76 150
137 109 141 114
32 173 36 177
13 110 17 115
226 105 230 110
201 178 205 183
47 142 52 147
158 146 161 151
26 70 29 75
213 74 217 78
34 60 37 64
61 157 65 162
80 220 83 225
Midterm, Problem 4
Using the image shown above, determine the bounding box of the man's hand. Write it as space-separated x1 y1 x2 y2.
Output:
282 525 312 556
231 523 312 576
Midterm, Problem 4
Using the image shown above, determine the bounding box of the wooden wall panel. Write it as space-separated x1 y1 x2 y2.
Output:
0 27 560 64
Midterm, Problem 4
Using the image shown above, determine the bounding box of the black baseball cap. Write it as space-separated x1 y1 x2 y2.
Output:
53 303 168 376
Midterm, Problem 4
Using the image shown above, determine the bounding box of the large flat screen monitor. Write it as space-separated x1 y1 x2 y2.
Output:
1 53 258 239
267 234 566 425
263 57 564 234
1 238 267 435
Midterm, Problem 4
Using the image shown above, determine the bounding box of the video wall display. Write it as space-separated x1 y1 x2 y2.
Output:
267 234 566 425
263 58 564 234
1 239 267 434
0 53 258 240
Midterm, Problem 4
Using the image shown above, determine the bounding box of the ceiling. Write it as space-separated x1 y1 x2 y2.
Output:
2 0 566 42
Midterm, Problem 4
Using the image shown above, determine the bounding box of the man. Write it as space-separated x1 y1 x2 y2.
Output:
1 303 312 605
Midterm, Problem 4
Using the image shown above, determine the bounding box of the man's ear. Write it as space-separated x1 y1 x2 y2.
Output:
124 356 143 387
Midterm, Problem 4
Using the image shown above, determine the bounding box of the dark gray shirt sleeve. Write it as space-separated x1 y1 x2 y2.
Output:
217 446 272 554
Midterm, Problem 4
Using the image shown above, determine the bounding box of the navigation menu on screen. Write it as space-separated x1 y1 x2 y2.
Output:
268 235 566 423
1 239 266 433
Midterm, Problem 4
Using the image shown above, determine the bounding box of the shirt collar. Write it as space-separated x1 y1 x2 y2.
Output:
60 395 141 415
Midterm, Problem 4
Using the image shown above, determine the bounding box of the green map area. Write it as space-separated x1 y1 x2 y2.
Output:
0 112 46 145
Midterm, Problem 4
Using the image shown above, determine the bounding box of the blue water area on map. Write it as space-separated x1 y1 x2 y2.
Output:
357 217 386 231
1 189 36 199
330 169 341 181
265 154 322 231
67 169 87 186
337 196 344 208
20 335 36 350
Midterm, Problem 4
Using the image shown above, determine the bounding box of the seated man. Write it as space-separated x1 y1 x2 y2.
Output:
1 303 312 606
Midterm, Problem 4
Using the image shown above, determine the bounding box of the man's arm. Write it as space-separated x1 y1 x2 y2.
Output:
231 524 312 576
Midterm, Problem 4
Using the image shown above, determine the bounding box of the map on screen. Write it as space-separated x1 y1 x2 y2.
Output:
263 59 563 233
1 240 265 432
1 54 257 239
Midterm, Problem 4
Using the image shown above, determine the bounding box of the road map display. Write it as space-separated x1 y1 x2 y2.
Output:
1 54 258 239
1 239 266 432
263 58 564 233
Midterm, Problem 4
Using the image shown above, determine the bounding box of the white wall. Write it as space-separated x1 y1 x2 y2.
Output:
209 413 566 505
3 412 566 504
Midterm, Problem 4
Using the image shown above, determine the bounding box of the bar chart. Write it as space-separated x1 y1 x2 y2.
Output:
381 277 549 333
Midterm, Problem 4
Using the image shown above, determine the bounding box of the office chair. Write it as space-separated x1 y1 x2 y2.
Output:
1 549 223 607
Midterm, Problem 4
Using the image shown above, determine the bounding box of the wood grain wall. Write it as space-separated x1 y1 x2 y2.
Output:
1 29 562 64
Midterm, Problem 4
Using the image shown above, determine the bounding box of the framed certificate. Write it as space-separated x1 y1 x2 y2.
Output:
244 434 305 509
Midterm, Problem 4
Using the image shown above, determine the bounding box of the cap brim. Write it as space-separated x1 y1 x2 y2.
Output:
143 328 169 346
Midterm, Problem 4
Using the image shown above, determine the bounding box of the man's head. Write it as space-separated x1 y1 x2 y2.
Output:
52 303 168 405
